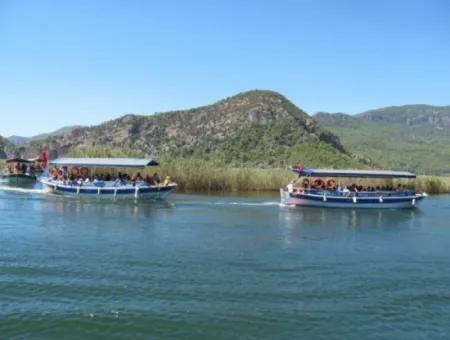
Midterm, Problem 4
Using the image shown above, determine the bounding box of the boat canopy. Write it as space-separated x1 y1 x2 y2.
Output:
293 167 416 179
49 157 159 168
6 158 34 164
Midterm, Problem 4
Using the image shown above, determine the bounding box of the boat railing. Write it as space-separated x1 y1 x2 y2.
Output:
45 178 171 188
295 188 415 197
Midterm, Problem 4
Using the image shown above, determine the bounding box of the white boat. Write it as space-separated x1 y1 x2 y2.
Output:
40 157 176 199
280 166 427 209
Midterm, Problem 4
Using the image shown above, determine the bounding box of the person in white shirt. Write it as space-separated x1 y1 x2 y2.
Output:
287 180 294 193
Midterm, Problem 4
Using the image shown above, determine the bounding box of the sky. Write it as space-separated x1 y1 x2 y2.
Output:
1 0 449 137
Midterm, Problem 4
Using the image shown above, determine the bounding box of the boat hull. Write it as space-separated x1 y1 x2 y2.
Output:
2 174 37 186
280 189 426 209
41 179 176 199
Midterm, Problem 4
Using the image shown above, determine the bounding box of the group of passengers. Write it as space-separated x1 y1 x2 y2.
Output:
5 163 36 175
341 184 399 192
54 170 162 187
336 184 411 195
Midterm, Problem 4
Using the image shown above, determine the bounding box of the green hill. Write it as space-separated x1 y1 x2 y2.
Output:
25 90 362 169
315 105 450 174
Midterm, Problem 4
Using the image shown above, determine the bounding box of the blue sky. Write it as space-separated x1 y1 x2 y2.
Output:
1 0 449 136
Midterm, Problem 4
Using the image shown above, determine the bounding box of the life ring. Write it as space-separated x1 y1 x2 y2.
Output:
71 167 80 176
326 178 337 191
80 167 89 177
312 178 325 189
302 178 310 188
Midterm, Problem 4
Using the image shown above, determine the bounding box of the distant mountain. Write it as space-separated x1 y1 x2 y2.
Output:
8 125 85 145
30 125 85 142
24 90 362 168
8 135 29 145
315 105 450 174
360 105 450 131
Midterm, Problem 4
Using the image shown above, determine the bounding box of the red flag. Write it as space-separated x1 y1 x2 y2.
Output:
41 150 49 168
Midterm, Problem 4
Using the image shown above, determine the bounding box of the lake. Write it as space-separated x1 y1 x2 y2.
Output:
0 186 449 339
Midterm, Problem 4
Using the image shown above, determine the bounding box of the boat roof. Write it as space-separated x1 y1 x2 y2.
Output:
293 167 416 179
49 157 159 168
6 158 34 164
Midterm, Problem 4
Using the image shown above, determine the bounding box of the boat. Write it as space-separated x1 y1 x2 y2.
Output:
40 157 177 199
1 158 39 186
280 165 427 209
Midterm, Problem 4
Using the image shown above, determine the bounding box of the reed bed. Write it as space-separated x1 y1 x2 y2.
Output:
65 148 450 194
158 159 291 192
414 176 450 195
158 161 450 194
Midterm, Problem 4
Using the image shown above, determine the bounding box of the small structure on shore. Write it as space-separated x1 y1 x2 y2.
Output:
280 164 427 209
40 157 176 199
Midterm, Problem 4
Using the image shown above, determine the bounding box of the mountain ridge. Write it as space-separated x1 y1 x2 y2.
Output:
16 90 361 168
315 105 450 174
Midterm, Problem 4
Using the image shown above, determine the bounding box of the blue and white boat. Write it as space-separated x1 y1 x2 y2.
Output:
40 157 176 199
280 166 427 209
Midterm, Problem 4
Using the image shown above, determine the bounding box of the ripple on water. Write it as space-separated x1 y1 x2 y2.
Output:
0 193 450 338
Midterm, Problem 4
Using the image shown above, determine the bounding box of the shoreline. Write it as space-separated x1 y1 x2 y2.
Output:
2 159 450 194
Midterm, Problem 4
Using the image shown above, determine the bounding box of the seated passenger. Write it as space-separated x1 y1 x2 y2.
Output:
131 173 143 185
163 176 171 186
342 186 350 195
145 175 153 186
287 180 294 193
153 173 161 184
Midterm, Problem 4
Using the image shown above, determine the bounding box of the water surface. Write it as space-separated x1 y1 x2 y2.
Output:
0 186 449 339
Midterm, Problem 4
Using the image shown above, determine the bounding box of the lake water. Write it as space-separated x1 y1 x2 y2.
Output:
1 185 450 339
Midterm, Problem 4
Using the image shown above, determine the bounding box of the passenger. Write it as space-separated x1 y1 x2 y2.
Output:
153 173 161 184
287 180 294 193
132 172 143 182
342 186 350 196
163 176 171 186
106 174 111 181
145 175 152 186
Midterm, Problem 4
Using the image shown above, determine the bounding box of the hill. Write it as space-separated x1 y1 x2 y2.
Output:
25 90 362 168
315 105 450 174
0 136 16 159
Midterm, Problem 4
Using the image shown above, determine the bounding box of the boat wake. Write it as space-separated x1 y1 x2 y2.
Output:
0 186 47 195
